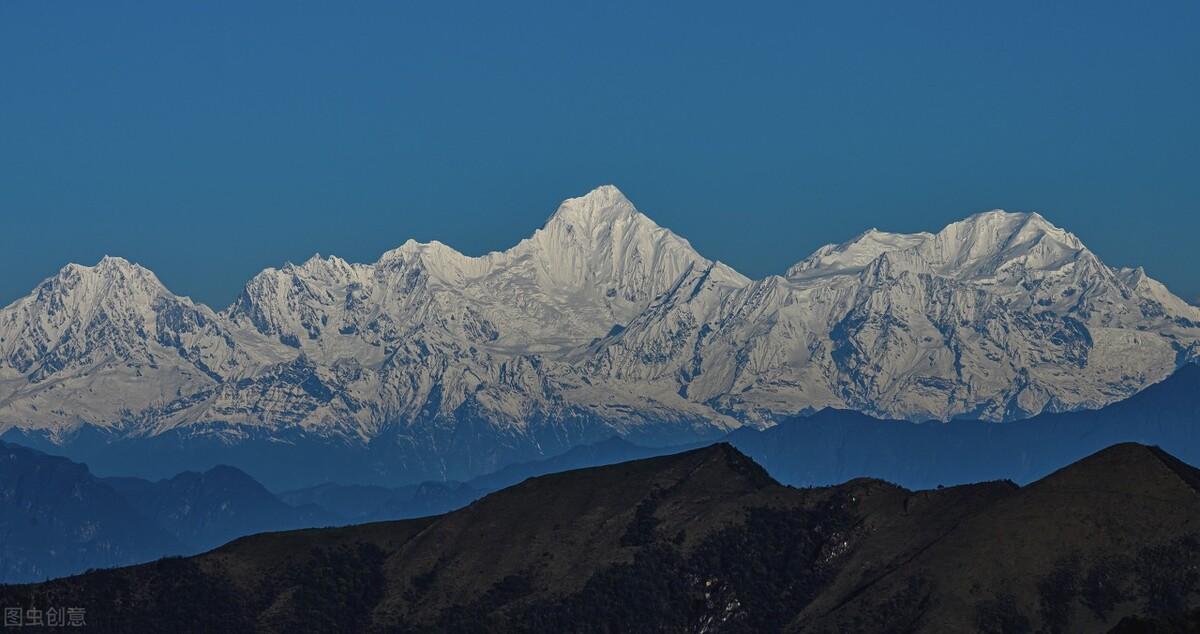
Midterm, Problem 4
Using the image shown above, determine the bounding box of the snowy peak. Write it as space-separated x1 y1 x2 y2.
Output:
787 228 933 280
2 187 1198 447
18 256 187 324
920 210 1086 277
370 185 705 291
219 185 737 362
520 185 739 312
376 239 496 286
528 184 675 266
53 256 170 299
1120 266 1200 320
787 210 1088 282
0 256 229 387
289 253 357 278
542 184 641 229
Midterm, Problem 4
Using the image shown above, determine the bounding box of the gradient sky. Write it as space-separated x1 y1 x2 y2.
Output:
2 1 1197 308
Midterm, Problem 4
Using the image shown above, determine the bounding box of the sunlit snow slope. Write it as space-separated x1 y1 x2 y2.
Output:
2 185 1198 480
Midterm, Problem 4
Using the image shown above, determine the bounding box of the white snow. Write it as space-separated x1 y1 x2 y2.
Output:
1 187 1197 446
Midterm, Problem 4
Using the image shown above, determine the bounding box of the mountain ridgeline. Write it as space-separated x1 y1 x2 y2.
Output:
4 443 1199 632
730 361 1200 490
401 362 1200 493
0 440 494 584
0 441 338 583
0 441 181 583
6 360 1199 586
2 185 1198 488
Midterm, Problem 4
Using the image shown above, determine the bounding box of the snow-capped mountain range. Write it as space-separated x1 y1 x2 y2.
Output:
3 185 1199 483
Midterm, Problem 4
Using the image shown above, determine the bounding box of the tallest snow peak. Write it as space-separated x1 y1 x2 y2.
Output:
545 185 647 230
570 184 632 207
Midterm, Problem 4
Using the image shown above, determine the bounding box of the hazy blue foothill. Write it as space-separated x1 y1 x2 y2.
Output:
4 363 1200 584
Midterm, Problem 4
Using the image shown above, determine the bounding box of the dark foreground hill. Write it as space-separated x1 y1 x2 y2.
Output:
278 436 682 523
3 442 1199 632
0 436 682 583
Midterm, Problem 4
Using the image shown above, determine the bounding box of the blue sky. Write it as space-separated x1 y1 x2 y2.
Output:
1 1 1197 307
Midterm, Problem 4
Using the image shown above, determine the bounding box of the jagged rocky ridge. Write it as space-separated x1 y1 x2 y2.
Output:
2 185 1199 483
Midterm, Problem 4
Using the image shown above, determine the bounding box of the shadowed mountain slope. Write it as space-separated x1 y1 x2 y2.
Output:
796 442 1200 632
3 442 1198 632
276 436 685 524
